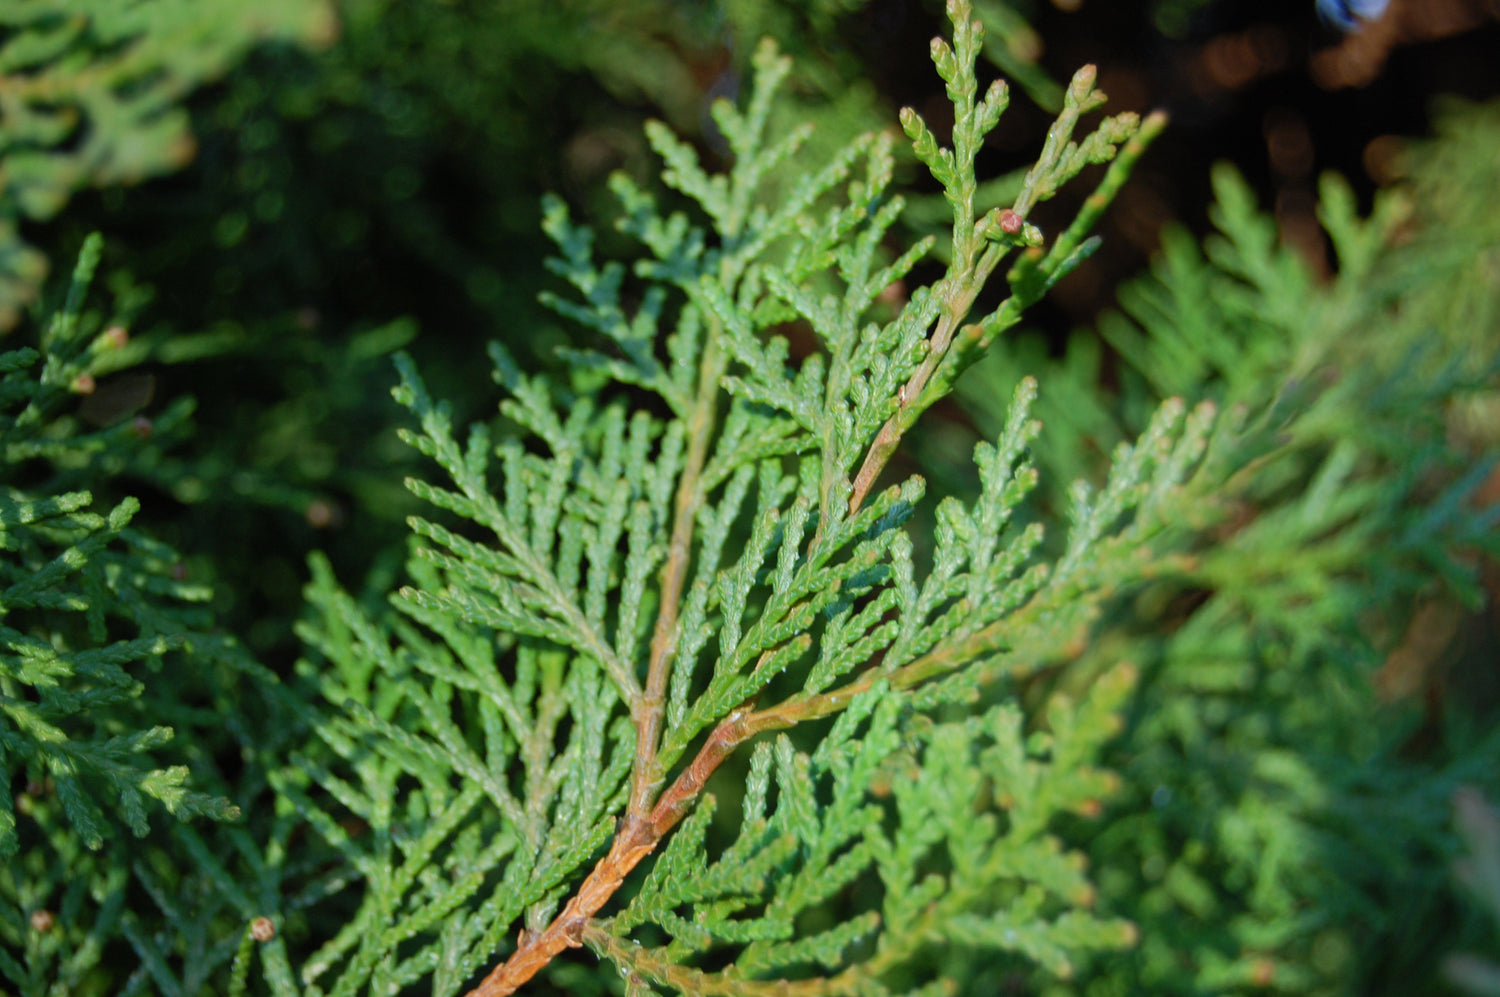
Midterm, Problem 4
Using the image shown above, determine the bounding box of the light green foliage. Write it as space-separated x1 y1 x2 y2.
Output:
602 672 1139 993
956 102 1500 996
0 0 335 328
897 0 1077 242
284 3 1182 993
967 0 1064 110
282 553 596 996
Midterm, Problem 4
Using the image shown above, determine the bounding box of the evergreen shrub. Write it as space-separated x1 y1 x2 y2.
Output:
2 2 1498 996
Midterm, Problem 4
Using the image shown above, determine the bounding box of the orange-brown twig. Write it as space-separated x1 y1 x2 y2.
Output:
464 708 760 996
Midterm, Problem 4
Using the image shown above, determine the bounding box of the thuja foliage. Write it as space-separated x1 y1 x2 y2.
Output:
1087 116 1500 995
0 236 237 851
283 3 1181 993
954 99 1500 994
6 2 1499 995
0 234 267 994
24 0 1062 655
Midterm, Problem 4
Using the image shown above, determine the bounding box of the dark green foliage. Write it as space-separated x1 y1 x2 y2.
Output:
0 236 237 855
0 235 276 995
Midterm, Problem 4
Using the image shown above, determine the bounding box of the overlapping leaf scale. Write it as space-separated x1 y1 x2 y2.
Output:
665 473 924 760
864 671 1137 985
291 554 629 996
539 195 680 409
394 352 693 702
0 476 232 854
608 687 901 981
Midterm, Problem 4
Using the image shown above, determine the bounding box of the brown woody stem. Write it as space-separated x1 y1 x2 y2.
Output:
847 243 1004 517
629 333 725 817
465 709 760 996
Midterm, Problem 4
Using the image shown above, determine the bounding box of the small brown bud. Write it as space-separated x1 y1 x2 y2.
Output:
130 415 153 440
250 916 275 942
71 372 96 395
877 278 908 308
31 908 54 933
102 326 130 349
999 209 1024 234
305 499 341 529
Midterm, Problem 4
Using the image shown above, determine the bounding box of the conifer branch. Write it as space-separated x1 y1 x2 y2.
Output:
850 64 1162 516
631 334 726 818
453 5 1167 993
10 3 1499 996
583 921 887 997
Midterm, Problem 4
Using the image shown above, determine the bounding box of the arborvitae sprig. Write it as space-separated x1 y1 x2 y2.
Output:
0 237 238 856
283 3 1188 995
950 103 1500 994
0 237 263 996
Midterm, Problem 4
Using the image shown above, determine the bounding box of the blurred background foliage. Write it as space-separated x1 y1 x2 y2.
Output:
4 0 1500 993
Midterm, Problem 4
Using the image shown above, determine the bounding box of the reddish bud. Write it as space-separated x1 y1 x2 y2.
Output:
102 326 129 349
878 278 908 308
305 499 341 529
31 909 54 932
250 917 275 942
999 209 1024 234
71 372 96 395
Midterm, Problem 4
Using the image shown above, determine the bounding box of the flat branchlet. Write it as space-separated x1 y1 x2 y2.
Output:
305 2 1207 994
